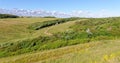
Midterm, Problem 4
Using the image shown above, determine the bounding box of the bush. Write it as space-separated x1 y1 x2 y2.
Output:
43 16 56 18
0 14 19 18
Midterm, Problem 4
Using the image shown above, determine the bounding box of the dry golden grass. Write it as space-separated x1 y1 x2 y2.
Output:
0 18 57 43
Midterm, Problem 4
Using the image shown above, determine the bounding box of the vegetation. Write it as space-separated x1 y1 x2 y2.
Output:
72 17 120 39
0 17 120 63
28 18 79 30
0 18 57 42
0 14 19 18
43 16 56 18
1 40 120 63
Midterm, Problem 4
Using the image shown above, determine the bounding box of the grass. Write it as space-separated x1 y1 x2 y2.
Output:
28 18 79 30
48 19 87 33
1 17 120 63
31 21 76 36
33 19 86 36
1 40 120 63
0 18 82 58
40 40 120 63
0 18 57 43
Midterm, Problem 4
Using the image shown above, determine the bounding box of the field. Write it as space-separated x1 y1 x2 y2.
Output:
0 18 57 43
0 17 120 63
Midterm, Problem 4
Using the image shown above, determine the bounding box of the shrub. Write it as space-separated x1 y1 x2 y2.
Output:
0 14 19 18
43 16 56 18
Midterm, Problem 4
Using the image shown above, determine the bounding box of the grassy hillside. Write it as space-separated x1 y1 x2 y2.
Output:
0 40 120 63
0 18 57 43
0 17 120 63
72 17 120 40
0 18 80 58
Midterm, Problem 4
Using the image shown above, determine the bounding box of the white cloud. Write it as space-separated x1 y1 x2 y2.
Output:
71 9 120 18
0 8 119 18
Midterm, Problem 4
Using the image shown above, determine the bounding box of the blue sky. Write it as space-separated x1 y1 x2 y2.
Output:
0 0 120 17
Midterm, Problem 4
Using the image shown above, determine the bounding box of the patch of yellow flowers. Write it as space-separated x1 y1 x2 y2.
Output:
103 53 115 61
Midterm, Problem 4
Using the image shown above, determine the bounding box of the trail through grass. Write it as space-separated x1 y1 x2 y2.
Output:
0 18 57 43
1 17 120 63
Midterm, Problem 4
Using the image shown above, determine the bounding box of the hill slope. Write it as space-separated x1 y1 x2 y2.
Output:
0 17 120 63
0 18 57 43
0 40 120 63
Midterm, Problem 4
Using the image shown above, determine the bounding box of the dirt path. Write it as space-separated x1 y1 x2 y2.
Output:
44 28 53 36
43 19 88 36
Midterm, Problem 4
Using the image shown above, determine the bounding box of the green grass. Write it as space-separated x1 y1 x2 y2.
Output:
42 40 120 63
31 19 81 36
0 17 81 58
1 40 120 63
28 18 79 30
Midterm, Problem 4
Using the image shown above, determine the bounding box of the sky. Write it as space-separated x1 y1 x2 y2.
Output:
0 0 120 17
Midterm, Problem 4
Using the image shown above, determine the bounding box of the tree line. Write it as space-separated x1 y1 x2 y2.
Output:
0 14 19 18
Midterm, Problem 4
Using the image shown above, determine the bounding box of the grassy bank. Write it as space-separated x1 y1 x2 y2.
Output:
0 40 120 63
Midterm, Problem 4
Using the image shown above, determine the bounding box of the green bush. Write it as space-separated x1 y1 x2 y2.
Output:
0 14 19 18
43 16 56 18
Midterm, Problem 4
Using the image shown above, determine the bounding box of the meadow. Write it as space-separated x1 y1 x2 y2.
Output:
0 17 120 63
0 18 57 43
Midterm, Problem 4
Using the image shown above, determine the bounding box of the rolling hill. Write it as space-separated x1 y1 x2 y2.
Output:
0 17 120 63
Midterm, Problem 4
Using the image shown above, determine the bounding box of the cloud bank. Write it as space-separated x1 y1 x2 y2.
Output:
0 8 119 18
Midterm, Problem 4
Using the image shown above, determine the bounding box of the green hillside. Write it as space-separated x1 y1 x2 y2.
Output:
0 17 120 63
1 40 120 63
